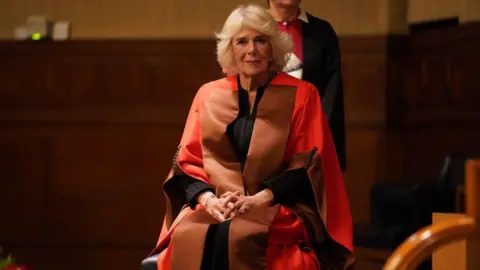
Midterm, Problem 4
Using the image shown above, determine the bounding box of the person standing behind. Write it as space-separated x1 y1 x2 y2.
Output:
267 0 347 171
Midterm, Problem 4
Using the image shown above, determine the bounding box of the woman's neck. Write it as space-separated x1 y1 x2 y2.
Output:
269 5 300 22
239 72 270 92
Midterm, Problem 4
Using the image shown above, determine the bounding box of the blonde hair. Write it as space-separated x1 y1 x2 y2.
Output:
216 4 293 75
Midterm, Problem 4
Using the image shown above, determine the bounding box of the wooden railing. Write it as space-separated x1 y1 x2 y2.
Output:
383 217 475 270
383 160 480 270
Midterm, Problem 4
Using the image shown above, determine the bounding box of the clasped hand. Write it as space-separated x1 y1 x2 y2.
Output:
198 190 273 222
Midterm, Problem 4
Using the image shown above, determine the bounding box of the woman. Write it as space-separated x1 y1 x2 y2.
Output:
148 4 353 270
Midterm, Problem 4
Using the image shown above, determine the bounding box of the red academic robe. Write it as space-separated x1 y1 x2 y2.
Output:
149 72 353 269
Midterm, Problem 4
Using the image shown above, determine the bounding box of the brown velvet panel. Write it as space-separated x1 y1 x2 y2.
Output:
201 87 245 195
162 168 178 230
228 204 280 270
170 209 216 270
284 150 328 246
291 150 353 269
242 85 297 195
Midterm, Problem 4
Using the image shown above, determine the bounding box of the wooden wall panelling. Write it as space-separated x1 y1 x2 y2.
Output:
340 36 393 223
0 40 223 270
45 128 174 246
399 22 480 123
1 23 480 269
0 137 49 243
395 22 480 183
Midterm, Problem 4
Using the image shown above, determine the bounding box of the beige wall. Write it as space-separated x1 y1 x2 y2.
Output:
2 0 478 39
408 0 459 23
408 0 480 24
0 0 402 39
303 0 404 35
460 0 480 22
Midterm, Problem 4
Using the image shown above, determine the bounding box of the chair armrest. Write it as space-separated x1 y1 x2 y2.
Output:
383 216 475 270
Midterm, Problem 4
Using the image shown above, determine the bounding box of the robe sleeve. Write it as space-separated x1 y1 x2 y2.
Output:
162 86 215 227
264 82 354 268
263 164 315 206
174 176 214 208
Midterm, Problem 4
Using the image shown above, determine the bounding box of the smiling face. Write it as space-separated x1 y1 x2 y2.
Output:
232 28 272 78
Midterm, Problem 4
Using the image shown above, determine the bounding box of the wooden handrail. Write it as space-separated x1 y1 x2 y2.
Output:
383 159 480 270
382 216 476 270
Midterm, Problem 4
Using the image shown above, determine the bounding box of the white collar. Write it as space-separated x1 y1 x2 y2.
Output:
278 10 309 24
298 10 308 23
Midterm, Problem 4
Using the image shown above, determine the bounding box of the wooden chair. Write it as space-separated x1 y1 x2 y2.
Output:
382 159 480 270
